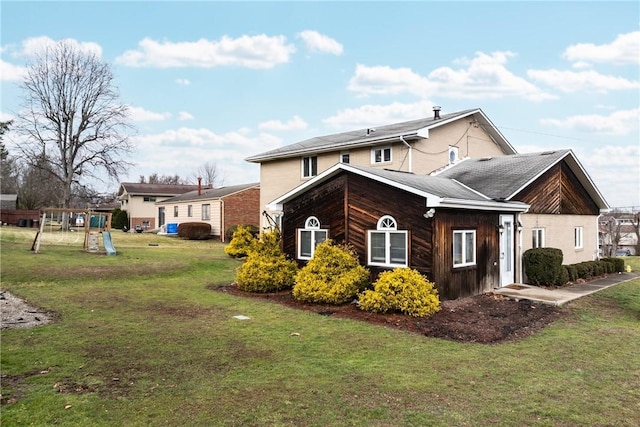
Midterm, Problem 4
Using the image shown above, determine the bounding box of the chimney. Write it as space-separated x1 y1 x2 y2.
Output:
197 177 202 195
433 106 441 120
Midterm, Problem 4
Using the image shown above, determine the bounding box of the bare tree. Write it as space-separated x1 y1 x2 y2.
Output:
12 41 134 217
138 173 187 185
0 120 20 194
633 212 640 255
193 161 224 187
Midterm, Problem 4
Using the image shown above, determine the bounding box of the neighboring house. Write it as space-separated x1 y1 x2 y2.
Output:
117 183 204 230
268 149 609 300
246 107 516 229
437 149 609 269
156 183 260 241
0 193 18 210
599 213 638 256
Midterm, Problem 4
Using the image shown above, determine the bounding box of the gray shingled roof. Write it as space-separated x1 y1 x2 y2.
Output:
347 165 488 201
118 183 202 197
246 108 515 162
436 150 572 200
157 183 259 204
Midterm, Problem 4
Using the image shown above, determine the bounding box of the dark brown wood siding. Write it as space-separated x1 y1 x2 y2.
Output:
514 161 599 215
431 210 501 300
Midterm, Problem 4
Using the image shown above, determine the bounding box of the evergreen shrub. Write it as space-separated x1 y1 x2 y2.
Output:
178 222 212 240
235 230 298 293
225 224 259 243
601 257 624 273
358 268 441 317
224 225 257 258
293 240 369 304
111 208 128 230
523 247 563 286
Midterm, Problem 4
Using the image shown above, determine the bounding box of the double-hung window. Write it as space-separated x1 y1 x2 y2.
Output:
368 215 407 267
302 156 318 178
173 206 179 217
371 147 392 164
202 204 210 221
574 226 583 249
187 205 193 217
532 228 545 248
298 216 327 259
453 230 476 267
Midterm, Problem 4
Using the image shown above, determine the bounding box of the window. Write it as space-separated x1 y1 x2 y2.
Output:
173 206 179 217
302 156 318 178
453 230 476 267
202 204 210 220
187 205 193 217
371 147 392 164
574 226 583 249
367 215 407 267
297 216 328 259
143 196 156 202
532 228 545 248
340 152 350 163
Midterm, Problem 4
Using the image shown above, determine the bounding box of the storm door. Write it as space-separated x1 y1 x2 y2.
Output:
499 214 515 287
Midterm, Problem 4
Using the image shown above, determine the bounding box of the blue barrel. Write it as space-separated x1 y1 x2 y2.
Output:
166 223 178 234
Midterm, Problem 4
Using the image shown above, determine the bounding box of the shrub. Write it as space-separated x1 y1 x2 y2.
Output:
523 247 563 286
225 224 259 243
555 266 570 287
358 268 441 317
564 265 579 282
602 257 624 273
111 208 128 230
235 230 297 292
224 225 257 258
177 222 212 240
574 262 592 279
293 240 370 304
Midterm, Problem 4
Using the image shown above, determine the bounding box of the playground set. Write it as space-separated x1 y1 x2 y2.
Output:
32 208 117 255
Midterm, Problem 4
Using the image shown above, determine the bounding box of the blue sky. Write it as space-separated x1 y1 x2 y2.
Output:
1 1 639 208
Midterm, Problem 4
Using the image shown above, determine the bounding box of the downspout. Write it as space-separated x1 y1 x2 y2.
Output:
595 213 602 260
220 199 225 242
399 135 412 173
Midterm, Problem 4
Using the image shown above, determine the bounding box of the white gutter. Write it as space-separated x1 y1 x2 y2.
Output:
399 135 413 173
433 199 530 212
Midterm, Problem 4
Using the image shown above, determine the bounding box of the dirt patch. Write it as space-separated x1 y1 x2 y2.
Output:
1 290 55 330
214 284 568 344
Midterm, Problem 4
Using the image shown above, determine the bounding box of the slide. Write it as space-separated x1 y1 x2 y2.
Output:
102 231 117 256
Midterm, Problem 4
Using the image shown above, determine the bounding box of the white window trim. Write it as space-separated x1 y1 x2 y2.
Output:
574 226 584 249
301 156 318 179
370 147 392 164
532 228 545 248
367 215 408 267
297 216 328 260
202 204 211 221
453 229 476 268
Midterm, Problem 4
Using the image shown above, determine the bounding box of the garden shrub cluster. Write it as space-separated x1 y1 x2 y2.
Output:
525 248 625 287
225 224 259 245
178 222 212 240
235 230 298 293
358 268 441 317
224 225 258 258
293 240 369 304
110 208 128 230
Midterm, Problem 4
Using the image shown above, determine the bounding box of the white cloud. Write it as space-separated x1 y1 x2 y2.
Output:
178 111 194 121
116 35 295 69
563 31 640 65
323 101 436 130
128 106 172 122
0 111 15 121
259 115 308 131
348 52 555 101
0 59 25 81
297 30 343 55
19 36 103 58
527 69 639 93
175 78 191 86
540 108 640 136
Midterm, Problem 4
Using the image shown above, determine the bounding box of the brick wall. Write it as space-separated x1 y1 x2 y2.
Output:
222 187 260 241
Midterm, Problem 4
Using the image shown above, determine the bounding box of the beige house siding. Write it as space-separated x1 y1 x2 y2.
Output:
126 196 174 229
520 213 599 265
258 121 508 228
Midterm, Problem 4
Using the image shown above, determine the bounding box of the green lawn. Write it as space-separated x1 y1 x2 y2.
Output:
1 227 639 426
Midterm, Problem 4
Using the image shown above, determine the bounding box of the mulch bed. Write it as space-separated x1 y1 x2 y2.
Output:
213 284 568 344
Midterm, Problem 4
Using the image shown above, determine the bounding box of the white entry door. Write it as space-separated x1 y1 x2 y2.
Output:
499 214 515 287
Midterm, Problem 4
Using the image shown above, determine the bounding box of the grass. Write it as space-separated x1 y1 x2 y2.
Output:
1 227 639 426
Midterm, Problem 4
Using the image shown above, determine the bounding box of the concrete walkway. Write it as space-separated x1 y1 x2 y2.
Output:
493 272 639 306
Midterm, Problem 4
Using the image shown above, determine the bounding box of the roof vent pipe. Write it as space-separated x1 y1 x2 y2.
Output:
433 106 441 120
198 177 202 195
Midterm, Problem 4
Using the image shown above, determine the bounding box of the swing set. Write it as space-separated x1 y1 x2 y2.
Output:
32 208 116 255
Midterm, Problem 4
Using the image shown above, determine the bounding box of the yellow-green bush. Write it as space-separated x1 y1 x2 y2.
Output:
224 225 256 258
235 230 297 292
358 268 440 317
293 240 369 304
